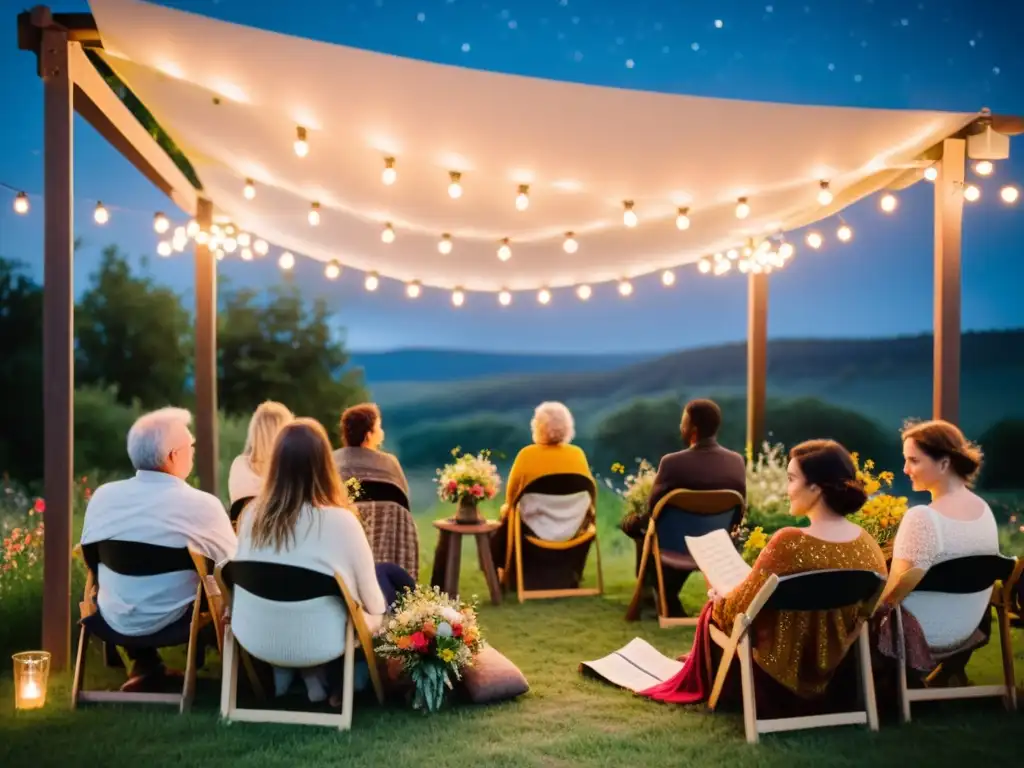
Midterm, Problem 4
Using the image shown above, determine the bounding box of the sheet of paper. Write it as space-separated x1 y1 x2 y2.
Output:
684 529 751 594
579 638 684 692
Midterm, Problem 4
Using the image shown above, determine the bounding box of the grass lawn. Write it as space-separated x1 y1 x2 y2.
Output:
1 500 1022 768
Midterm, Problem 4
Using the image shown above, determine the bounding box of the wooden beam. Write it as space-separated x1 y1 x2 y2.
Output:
933 138 965 424
746 271 769 456
40 25 75 673
194 198 219 496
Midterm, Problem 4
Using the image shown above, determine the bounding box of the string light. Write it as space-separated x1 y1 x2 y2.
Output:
538 288 551 305
974 160 994 176
406 281 422 299
879 193 898 213
223 237 238 253
618 279 634 296
698 258 712 274
497 289 512 307
278 251 295 270
661 270 675 286
294 126 309 157
714 259 732 276
382 157 397 186
778 242 795 260
243 178 256 200
576 284 592 301
195 230 210 245
448 171 463 199
675 207 691 230
735 197 750 219
237 232 251 247
837 223 853 242
964 184 981 202
215 249 225 261
13 191 29 214
623 200 638 228
563 232 578 254
325 260 341 279
93 201 109 224
497 238 512 261
365 272 379 291
381 223 396 244
153 212 169 233
515 184 529 211
1001 185 1019 204
924 166 938 182
806 231 823 249
727 249 740 260
254 238 269 256
308 201 320 225
186 219 199 237
817 181 833 206
452 288 465 307
438 233 453 254
172 228 187 252
240 247 254 261
157 241 172 257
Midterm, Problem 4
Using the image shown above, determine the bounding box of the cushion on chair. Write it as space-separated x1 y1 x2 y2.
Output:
82 610 193 650
461 646 529 704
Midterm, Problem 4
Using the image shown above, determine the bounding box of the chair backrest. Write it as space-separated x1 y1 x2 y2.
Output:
653 489 745 555
765 569 886 611
220 559 341 602
518 473 596 504
228 495 255 524
83 540 197 578
354 480 410 510
913 553 1017 595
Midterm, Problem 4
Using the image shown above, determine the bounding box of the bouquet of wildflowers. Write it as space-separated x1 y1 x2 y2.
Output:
607 459 657 531
847 453 909 547
435 448 501 504
374 585 485 712
745 441 792 528
733 524 770 565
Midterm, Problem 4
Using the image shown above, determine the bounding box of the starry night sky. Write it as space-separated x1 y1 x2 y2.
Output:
1 0 1022 353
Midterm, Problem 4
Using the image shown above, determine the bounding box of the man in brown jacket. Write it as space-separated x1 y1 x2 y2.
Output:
620 398 746 616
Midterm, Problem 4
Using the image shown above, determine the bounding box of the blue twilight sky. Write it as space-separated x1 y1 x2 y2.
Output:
1 0 1022 353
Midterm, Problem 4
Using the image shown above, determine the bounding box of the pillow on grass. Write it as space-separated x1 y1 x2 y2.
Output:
461 646 529 704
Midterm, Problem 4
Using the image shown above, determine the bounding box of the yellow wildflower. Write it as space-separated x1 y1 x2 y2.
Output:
440 648 455 663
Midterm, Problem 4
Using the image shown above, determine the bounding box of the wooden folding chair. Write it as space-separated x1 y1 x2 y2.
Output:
500 473 603 603
228 495 254 532
72 541 222 713
216 560 384 730
891 553 1021 722
626 489 745 627
707 568 885 744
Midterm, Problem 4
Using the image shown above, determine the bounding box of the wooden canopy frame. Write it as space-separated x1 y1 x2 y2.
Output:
15 5 1017 671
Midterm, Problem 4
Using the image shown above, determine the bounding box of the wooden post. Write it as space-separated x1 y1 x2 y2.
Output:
194 198 218 495
40 22 75 672
933 138 965 424
746 270 769 457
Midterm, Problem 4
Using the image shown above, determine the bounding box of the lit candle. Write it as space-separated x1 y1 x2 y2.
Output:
12 651 50 710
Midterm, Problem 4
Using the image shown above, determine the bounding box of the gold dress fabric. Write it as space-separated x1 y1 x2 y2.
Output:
711 528 887 699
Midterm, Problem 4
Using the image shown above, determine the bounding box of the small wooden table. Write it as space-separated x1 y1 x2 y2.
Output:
431 519 503 606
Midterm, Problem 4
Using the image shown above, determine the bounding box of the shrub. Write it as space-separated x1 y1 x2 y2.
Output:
977 419 1024 491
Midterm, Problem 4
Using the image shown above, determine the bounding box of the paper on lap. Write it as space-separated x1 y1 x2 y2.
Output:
579 638 684 692
684 529 751 594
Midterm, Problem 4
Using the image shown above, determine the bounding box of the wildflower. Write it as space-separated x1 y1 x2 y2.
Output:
33 498 45 514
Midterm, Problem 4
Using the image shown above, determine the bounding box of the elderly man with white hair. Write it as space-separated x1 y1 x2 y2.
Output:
80 407 236 691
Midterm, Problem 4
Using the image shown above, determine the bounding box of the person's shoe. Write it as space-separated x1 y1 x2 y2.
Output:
119 668 183 693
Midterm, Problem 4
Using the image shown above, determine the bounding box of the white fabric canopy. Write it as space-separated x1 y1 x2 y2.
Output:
89 0 979 293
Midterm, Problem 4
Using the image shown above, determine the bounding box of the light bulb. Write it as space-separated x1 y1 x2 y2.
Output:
406 281 421 299
173 225 186 241
563 232 578 254
498 290 512 306
452 289 465 307
739 260 751 274
879 193 898 213
515 184 530 211
157 241 172 257
698 258 712 274
254 239 269 256
837 224 853 242
497 238 512 261
186 219 199 237
215 249 225 261
172 236 186 253
223 237 238 253
325 260 341 279
237 232 251 247
675 207 691 230
924 166 938 182
576 284 592 301
661 270 675 286
278 252 295 270
964 184 981 202
538 288 551 305
240 248 254 261
13 192 29 214
94 202 109 224
974 160 994 176
817 181 833 206
779 242 795 260
623 201 638 228
243 178 256 199
438 234 453 254
153 212 170 233
365 272 379 291
618 280 634 296
714 251 726 261
1000 185 1019 204
806 231 823 249
294 126 309 157
714 260 732 275
308 202 320 226
195 230 210 245
448 171 462 199
382 157 397 186
381 223 395 244
735 197 750 219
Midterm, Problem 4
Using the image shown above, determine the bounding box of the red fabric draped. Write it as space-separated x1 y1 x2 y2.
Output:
637 601 714 704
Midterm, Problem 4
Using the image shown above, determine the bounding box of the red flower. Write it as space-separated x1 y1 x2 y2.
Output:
446 480 458 493
84 489 92 500
452 623 464 638
470 484 484 498
410 631 429 652
33 498 45 514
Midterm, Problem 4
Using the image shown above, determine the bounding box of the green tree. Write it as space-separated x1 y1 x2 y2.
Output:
75 246 192 408
218 284 367 438
977 419 1024 491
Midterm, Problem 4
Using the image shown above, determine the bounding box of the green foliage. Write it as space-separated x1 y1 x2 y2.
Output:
0 258 43 480
592 396 688 469
396 415 528 469
73 386 142 476
763 397 894 466
75 246 192 408
217 284 368 438
977 419 1024 490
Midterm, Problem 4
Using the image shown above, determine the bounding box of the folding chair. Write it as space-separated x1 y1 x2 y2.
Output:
228 495 255 531
353 480 420 580
72 541 222 713
626 489 745 627
501 473 603 603
707 568 885 744
891 553 1022 722
216 560 384 730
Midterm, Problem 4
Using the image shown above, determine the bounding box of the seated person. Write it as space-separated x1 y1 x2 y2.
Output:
79 407 237 692
228 400 293 504
233 418 415 705
880 419 999 685
333 403 417 577
621 399 745 615
641 440 887 714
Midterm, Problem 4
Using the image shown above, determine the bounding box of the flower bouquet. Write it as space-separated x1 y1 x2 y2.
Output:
608 459 657 533
847 453 909 555
374 585 485 713
435 448 501 523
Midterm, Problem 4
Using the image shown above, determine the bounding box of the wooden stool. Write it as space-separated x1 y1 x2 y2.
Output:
431 519 502 605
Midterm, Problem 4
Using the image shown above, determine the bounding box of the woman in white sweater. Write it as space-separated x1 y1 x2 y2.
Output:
232 418 415 704
228 401 294 504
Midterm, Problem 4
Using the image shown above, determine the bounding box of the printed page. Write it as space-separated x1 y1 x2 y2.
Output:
684 529 751 593
580 638 684 692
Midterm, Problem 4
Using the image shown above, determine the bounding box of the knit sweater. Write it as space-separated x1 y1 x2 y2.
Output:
504 443 593 507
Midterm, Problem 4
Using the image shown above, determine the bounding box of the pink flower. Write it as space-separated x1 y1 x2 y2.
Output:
446 480 458 493
33 498 45 514
470 484 484 498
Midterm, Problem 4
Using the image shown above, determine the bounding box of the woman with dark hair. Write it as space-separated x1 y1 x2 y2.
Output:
639 439 886 711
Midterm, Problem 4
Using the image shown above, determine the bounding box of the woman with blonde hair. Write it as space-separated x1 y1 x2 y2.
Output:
231 418 414 704
228 401 294 503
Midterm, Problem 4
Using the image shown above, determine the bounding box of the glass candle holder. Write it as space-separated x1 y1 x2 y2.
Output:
12 651 50 710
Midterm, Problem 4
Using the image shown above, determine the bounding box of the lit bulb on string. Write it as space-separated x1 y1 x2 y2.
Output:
448 171 463 199
308 202 321 226
224 224 236 236
576 284 592 301
243 178 256 200
382 157 397 186
186 219 199 238
924 166 938 182
837 223 853 242
452 288 465 307
294 126 309 157
698 258 712 274
964 184 981 202
974 160 994 176
879 193 898 213
157 241 172 257
365 272 379 291
1001 185 1019 204
278 251 295 270
153 212 170 233
94 202 109 224
223 237 238 253
497 238 512 261
714 259 732 276
254 239 269 256
726 249 739 260
622 200 637 228
13 192 29 214
237 232 251 248
195 230 210 246
735 197 750 219
661 270 675 286
779 242 795 260
817 181 833 206
325 260 341 279
215 249 225 261
806 231 823 249
438 234 453 255
738 260 751 274
618 279 634 296
240 248 254 261
675 207 691 230
563 232 578 254
381 223 395 244
498 290 512 306
515 184 529 211
537 288 551 305
406 281 421 299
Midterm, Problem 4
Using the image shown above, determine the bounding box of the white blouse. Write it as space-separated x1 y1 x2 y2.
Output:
227 455 263 503
892 503 999 649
